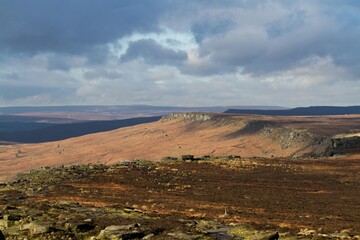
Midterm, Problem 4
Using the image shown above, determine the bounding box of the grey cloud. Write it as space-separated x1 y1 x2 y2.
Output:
0 85 74 101
191 17 236 43
0 73 20 80
120 39 187 66
266 11 306 38
0 0 170 58
181 59 236 77
84 70 122 80
47 55 71 71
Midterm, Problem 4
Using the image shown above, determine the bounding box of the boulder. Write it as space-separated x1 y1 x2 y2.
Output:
0 219 9 229
98 224 144 240
21 221 54 235
142 233 154 239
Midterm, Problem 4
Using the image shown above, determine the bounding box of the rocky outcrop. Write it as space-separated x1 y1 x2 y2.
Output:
332 136 360 149
326 136 360 156
163 112 216 122
97 224 144 239
262 125 332 157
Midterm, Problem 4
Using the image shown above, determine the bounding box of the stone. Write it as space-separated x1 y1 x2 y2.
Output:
106 224 140 231
298 228 316 236
98 224 144 240
21 221 53 235
0 219 10 229
195 219 220 232
142 233 155 239
84 218 93 223
3 226 22 236
329 232 352 239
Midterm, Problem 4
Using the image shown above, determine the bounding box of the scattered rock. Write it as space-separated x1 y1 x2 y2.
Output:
298 228 316 236
329 232 352 239
161 156 178 161
199 155 211 160
195 219 221 233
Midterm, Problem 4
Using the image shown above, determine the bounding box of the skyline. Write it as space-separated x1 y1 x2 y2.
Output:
0 1 359 107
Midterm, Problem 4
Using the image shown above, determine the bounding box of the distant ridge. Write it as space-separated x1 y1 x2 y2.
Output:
225 106 360 116
0 105 286 121
0 105 286 114
0 116 161 143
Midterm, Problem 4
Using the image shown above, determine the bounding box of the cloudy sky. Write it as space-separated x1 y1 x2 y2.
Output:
0 0 359 107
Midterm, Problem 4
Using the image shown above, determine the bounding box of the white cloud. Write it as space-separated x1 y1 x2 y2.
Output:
261 55 349 89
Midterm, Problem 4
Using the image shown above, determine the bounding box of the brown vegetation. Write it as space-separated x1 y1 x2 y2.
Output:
1 113 359 182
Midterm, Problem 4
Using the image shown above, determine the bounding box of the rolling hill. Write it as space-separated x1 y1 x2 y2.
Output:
225 106 360 116
1 112 359 182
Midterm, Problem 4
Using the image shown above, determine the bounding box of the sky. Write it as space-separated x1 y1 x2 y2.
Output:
0 0 359 107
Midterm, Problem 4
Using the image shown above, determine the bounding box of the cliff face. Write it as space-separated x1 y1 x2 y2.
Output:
162 112 217 122
327 136 360 155
162 112 335 157
163 112 360 157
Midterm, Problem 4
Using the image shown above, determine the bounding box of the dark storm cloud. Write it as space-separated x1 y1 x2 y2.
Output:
120 39 187 66
0 0 170 57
